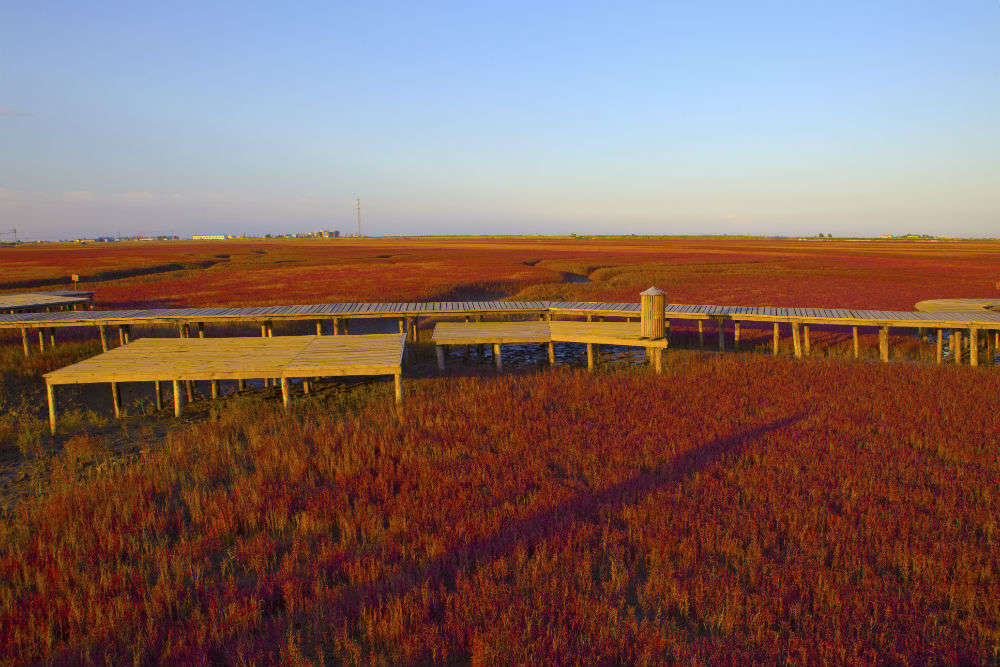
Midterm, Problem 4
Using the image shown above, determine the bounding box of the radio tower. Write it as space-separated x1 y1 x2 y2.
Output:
356 197 362 237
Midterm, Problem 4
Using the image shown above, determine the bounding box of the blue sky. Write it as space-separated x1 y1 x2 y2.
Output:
2 1 998 239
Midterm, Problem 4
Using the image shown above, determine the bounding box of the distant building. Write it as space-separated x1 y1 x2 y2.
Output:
313 230 339 238
191 234 232 240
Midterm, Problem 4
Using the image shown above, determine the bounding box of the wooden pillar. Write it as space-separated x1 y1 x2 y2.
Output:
436 346 446 370
331 318 340 335
640 287 666 339
261 323 267 337
317 320 324 335
302 379 310 395
280 377 290 410
494 344 503 371
21 327 30 357
970 328 979 368
38 329 45 352
953 330 962 365
879 326 889 362
733 322 740 348
237 378 246 391
48 327 57 349
46 382 56 435
186 377 194 402
99 325 108 352
119 325 126 345
173 380 182 417
772 322 779 356
586 343 595 371
791 322 802 359
210 380 219 399
398 318 405 334
548 342 556 365
936 329 943 365
155 381 162 410
122 325 130 344
803 325 810 356
650 347 663 374
111 382 121 418
343 319 350 335
394 373 403 403
698 320 704 347
266 322 274 337
586 314 593 322
717 320 725 352
198 322 205 338
852 326 859 359
183 323 191 338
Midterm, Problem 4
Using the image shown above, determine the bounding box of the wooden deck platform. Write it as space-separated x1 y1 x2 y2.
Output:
431 320 668 372
43 333 407 433
915 298 1000 313
0 290 93 312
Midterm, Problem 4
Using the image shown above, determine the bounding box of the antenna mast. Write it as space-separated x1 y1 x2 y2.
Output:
356 197 362 237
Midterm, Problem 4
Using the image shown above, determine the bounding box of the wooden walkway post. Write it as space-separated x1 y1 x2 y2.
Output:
717 320 725 352
733 322 741 349
639 287 666 340
586 343 595 371
548 342 556 365
953 330 962 365
331 318 340 335
99 325 108 352
394 373 403 403
791 323 802 359
879 327 889 362
970 328 979 367
317 320 324 335
48 328 56 349
211 380 219 398
493 344 502 370
436 346 446 370
697 321 704 347
803 325 811 356
198 322 205 338
772 323 779 356
936 329 943 365
649 347 663 374
46 382 56 435
155 381 162 410
38 329 45 352
21 328 30 358
280 378 290 409
640 287 667 369
111 382 121 418
238 379 246 391
172 380 182 417
852 327 859 359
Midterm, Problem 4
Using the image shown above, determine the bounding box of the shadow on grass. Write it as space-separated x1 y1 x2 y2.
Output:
332 412 806 623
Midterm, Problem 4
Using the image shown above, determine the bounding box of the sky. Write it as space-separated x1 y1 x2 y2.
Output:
1 1 998 240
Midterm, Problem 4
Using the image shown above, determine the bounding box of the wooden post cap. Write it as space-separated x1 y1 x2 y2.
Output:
640 286 665 296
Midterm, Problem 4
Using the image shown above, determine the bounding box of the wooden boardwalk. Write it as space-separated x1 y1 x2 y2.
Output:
432 320 669 372
43 334 407 433
4 300 1000 330
6 296 1000 367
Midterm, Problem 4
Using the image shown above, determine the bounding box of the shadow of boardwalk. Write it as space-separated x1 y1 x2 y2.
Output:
334 413 806 623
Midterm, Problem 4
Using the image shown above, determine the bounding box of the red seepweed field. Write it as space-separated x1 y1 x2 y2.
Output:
1 236 999 665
